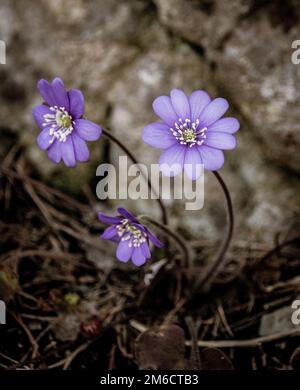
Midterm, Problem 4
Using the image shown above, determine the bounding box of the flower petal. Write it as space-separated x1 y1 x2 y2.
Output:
68 88 84 119
184 147 203 180
32 104 51 128
72 132 90 162
38 79 57 107
51 77 69 110
170 89 191 120
189 90 211 123
207 117 240 134
116 240 133 263
117 208 138 222
101 225 118 240
98 212 121 225
147 229 164 248
47 140 62 164
36 127 52 150
199 98 229 127
131 246 146 266
159 144 186 177
75 119 102 141
61 136 76 167
142 122 176 149
204 132 236 150
141 242 151 259
152 96 178 126
198 145 224 171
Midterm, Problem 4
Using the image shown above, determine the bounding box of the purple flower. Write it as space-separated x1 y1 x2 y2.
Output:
98 208 164 267
32 77 102 167
142 89 240 180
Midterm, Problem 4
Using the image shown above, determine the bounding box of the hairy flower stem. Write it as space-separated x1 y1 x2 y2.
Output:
139 215 192 267
196 171 234 292
102 128 168 227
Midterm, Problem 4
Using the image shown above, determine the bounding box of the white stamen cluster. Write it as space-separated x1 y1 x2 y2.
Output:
116 219 147 248
170 118 207 148
43 106 75 143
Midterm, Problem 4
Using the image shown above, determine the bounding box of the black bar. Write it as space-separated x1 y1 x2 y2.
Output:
0 371 300 387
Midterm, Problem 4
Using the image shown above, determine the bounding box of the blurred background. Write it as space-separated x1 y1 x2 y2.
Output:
1 0 299 241
0 0 300 370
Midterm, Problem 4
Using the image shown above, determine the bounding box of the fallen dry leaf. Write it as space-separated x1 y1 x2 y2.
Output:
135 324 187 369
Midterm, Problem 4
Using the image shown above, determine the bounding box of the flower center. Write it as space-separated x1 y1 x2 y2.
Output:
59 114 72 129
116 219 147 248
170 118 207 147
182 129 197 143
43 106 74 143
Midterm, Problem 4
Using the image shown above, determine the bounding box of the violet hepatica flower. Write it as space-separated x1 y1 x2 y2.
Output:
32 77 102 167
98 208 164 267
142 89 239 180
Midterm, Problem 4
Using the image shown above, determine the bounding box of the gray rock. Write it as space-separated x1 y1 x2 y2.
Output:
216 14 300 173
154 0 250 54
259 305 297 336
